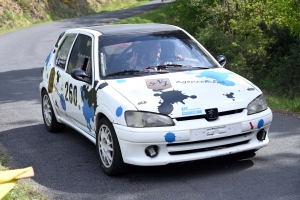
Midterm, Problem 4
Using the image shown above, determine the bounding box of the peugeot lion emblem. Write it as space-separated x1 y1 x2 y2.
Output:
205 108 218 121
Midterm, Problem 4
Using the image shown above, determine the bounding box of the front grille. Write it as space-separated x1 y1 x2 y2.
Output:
175 108 244 121
166 132 253 155
167 132 250 147
168 140 249 155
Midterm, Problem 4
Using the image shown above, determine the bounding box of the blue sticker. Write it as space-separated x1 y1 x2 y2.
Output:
80 87 96 131
45 49 52 68
196 71 235 86
165 132 176 143
116 106 123 117
257 119 264 129
60 94 66 111
181 107 202 116
184 71 195 75
116 79 126 83
82 98 95 131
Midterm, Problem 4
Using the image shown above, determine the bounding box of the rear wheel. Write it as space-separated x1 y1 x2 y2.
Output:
96 117 128 176
41 90 65 132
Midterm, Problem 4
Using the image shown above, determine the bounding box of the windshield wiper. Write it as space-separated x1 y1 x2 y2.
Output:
147 64 201 71
105 70 149 77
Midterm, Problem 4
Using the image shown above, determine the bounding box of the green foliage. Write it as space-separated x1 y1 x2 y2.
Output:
169 0 300 98
258 22 300 97
265 0 300 35
3 180 47 200
17 0 31 11
0 0 150 32
3 10 13 21
266 94 300 113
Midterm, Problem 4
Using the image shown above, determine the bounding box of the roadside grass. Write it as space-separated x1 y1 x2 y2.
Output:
114 6 300 116
113 6 169 24
266 95 300 115
0 148 47 200
0 0 150 34
2 180 47 200
98 0 149 12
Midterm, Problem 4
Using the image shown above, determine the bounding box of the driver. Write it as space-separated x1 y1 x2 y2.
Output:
128 41 161 70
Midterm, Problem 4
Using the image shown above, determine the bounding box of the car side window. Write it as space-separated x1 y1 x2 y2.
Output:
67 34 92 77
55 33 77 69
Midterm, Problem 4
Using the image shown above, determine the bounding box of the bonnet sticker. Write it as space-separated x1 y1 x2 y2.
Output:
181 107 202 116
223 92 235 101
138 101 147 105
145 78 172 91
154 90 197 115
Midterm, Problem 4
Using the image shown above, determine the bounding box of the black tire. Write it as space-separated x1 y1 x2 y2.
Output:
41 90 65 133
96 117 129 176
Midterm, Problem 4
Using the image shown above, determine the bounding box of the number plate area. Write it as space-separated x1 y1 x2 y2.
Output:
190 123 242 141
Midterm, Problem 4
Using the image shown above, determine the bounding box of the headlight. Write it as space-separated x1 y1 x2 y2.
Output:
247 94 268 115
125 111 175 127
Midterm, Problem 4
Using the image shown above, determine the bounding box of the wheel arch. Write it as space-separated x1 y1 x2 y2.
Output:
95 105 116 131
41 87 47 97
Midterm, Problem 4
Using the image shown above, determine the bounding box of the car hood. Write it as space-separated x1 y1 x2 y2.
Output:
104 68 261 118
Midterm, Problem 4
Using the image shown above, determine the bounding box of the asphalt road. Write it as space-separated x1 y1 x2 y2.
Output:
0 1 299 199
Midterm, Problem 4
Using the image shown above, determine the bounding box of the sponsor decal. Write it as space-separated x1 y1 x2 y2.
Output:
138 101 147 105
154 90 197 115
176 80 225 84
196 71 235 86
145 78 172 91
181 107 202 116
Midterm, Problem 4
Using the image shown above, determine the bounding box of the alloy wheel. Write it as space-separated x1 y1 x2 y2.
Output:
98 124 114 168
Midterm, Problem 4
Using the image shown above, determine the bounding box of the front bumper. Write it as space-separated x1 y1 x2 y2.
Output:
114 108 272 166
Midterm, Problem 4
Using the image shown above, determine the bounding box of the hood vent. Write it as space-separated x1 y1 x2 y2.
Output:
175 108 244 121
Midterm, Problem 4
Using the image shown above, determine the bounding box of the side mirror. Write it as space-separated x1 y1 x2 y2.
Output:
216 55 226 67
71 69 91 84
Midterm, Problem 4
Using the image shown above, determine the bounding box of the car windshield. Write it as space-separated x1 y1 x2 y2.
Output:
99 30 219 78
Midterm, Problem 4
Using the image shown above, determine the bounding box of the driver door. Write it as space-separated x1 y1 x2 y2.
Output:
64 33 96 136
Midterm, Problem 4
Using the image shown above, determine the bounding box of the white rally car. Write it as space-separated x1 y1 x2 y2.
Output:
40 24 272 176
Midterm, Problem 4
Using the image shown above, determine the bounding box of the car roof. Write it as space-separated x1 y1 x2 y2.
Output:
85 24 180 35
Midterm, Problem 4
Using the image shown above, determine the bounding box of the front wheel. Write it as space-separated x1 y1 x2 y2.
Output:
96 117 128 176
41 90 65 133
